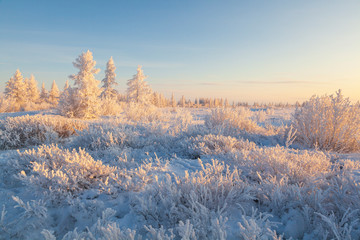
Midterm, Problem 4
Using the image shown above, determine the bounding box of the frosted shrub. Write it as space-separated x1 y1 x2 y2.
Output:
18 144 117 197
100 97 124 116
205 108 263 134
133 160 253 238
232 146 331 184
253 110 267 123
17 144 156 199
169 108 193 135
188 134 256 157
293 90 360 152
0 97 14 113
237 208 281 240
0 115 88 149
125 102 163 122
72 124 128 151
1 196 49 240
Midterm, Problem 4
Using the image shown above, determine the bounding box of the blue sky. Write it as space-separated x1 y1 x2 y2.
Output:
0 0 359 103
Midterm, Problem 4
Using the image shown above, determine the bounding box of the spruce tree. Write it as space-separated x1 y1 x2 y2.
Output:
171 93 176 108
4 69 27 111
60 50 101 119
48 80 60 106
101 56 118 99
126 65 152 104
26 74 40 103
40 82 48 103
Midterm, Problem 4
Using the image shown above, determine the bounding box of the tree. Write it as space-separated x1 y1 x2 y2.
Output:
101 56 118 99
60 50 101 119
126 65 152 104
48 80 60 106
26 74 40 103
40 82 48 103
171 93 177 108
224 99 229 108
180 95 186 107
4 69 27 111
63 80 70 92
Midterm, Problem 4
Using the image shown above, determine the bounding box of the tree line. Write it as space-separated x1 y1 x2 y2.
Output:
1 50 296 118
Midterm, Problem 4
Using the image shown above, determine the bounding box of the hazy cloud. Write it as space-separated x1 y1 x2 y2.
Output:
239 80 329 85
199 82 224 86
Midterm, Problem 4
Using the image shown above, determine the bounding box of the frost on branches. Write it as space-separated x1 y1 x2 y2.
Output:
4 69 27 112
100 56 118 99
58 50 101 119
48 80 60 106
294 89 360 153
126 65 152 104
40 82 48 103
26 74 40 104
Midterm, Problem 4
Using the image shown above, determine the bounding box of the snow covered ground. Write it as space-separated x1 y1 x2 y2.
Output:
0 106 359 239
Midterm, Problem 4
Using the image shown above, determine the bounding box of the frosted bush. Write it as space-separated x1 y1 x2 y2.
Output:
168 108 193 135
316 209 360 240
205 108 264 135
0 114 88 149
237 208 281 240
133 160 253 238
18 144 117 197
0 97 14 113
293 90 360 152
188 134 256 157
72 124 128 151
125 102 163 122
232 145 331 184
253 110 267 123
17 145 155 199
100 97 124 116
0 196 49 240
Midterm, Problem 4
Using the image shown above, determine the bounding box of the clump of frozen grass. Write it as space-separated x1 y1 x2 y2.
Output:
205 108 265 135
17 144 117 197
0 114 88 149
232 145 331 184
252 110 267 123
293 90 360 153
99 97 125 116
17 144 158 199
188 134 256 157
133 159 253 238
0 196 49 240
237 208 281 240
168 108 193 135
125 102 163 122
71 123 128 151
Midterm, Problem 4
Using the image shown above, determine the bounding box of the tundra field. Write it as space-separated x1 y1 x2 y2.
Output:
1 97 360 239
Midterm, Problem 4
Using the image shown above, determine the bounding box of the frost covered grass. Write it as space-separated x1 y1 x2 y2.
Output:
1 104 360 239
0 114 88 149
294 90 360 153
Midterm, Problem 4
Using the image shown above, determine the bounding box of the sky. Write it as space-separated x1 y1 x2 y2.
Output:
0 0 359 103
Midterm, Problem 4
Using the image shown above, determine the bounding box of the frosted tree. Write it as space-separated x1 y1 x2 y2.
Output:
26 74 40 103
63 80 69 92
180 95 186 107
101 56 118 99
171 93 177 108
126 65 152 104
40 83 48 103
4 69 27 111
59 50 101 118
48 80 60 106
224 99 229 108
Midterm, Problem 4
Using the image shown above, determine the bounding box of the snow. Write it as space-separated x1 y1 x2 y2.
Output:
1 106 360 239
